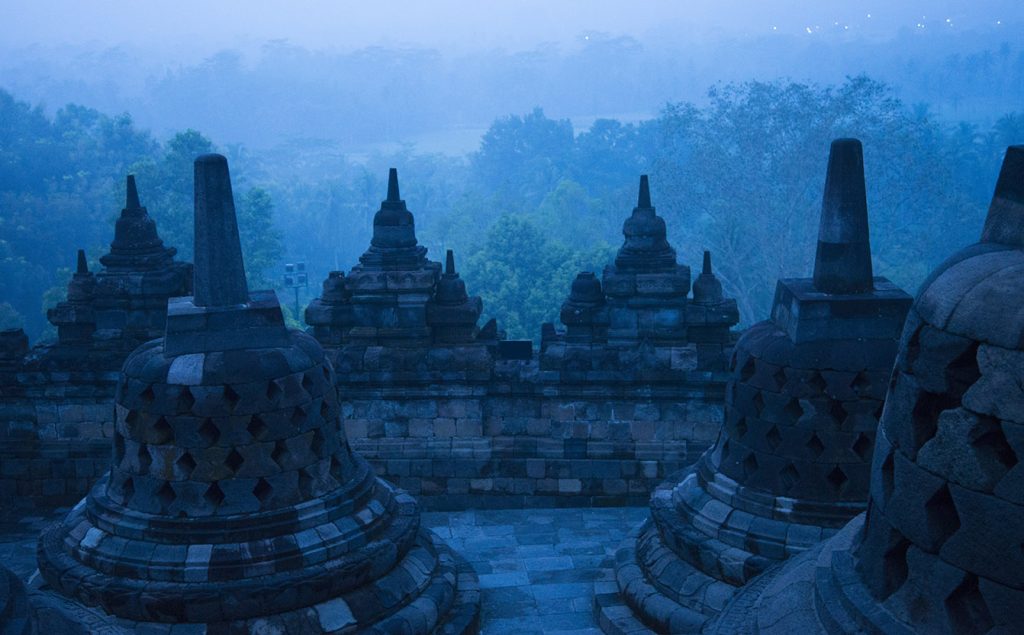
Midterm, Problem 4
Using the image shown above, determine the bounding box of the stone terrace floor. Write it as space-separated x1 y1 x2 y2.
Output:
0 505 648 634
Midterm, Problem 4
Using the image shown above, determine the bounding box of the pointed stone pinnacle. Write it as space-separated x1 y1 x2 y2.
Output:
981 145 1024 247
812 138 874 294
193 154 249 307
387 168 401 202
446 249 455 275
125 174 141 210
702 250 712 275
637 175 652 209
76 249 88 274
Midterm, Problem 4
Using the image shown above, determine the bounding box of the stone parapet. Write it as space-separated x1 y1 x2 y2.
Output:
335 356 727 509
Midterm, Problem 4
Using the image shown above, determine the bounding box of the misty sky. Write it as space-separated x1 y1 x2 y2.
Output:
4 0 1022 55
3 1 1022 152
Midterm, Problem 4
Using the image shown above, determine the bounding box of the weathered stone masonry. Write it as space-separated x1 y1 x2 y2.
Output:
33 154 480 633
312 172 739 509
707 143 1024 635
0 177 191 507
339 364 726 509
1 170 736 512
594 139 915 634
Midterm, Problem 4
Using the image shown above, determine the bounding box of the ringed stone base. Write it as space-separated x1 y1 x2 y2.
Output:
703 515 867 635
0 566 33 635
31 523 478 634
595 463 850 634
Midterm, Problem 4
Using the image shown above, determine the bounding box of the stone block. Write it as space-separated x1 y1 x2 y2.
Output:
558 478 582 494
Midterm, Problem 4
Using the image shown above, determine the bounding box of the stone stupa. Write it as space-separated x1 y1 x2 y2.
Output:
603 175 693 347
595 139 913 633
34 154 479 633
541 175 739 373
306 168 494 380
310 168 442 347
708 145 1024 634
41 175 192 368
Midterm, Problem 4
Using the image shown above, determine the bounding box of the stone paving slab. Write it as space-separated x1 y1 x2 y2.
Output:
423 506 647 634
0 506 70 580
1 505 645 634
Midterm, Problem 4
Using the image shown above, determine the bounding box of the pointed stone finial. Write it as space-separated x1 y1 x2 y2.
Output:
445 249 456 275
125 174 141 210
193 154 249 307
104 173 173 269
366 167 419 255
637 175 652 209
76 249 88 274
615 174 676 271
812 138 873 294
693 249 724 304
387 168 401 202
981 145 1024 247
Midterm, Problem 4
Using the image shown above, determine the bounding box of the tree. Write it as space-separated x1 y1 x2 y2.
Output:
132 130 283 289
0 303 24 330
131 129 216 260
461 213 614 341
237 187 283 289
472 107 574 208
653 76 982 325
0 90 157 339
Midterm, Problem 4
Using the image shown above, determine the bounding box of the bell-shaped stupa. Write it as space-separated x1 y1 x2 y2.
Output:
595 139 913 633
36 155 479 632
709 145 1024 634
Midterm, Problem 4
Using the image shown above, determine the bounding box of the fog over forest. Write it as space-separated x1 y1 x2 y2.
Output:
1 1 1023 341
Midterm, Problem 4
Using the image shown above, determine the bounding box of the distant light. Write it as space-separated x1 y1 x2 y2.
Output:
806 26 813 34
997 20 1002 25
844 25 849 30
867 13 872 18
584 35 589 40
772 25 778 31
945 18 951 23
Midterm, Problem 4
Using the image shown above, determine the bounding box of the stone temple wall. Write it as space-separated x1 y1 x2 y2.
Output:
0 171 734 512
0 358 724 510
0 362 112 506
309 170 735 509
341 367 724 509
1 176 191 508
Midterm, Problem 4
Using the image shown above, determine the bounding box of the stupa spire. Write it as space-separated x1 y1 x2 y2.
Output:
102 173 175 271
387 167 401 203
637 174 652 209
981 145 1024 247
192 154 249 307
812 138 874 294
76 249 88 274
692 249 724 305
445 249 455 275
125 174 141 210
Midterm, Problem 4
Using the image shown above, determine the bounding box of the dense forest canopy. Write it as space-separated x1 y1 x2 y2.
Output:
0 76 1020 341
